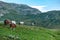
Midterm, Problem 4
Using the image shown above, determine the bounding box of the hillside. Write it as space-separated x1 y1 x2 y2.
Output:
36 10 60 28
0 1 41 15
0 1 60 28
0 24 60 40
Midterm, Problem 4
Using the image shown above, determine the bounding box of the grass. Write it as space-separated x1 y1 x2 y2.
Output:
0 24 60 40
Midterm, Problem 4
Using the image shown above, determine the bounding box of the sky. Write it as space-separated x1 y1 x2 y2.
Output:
0 0 60 12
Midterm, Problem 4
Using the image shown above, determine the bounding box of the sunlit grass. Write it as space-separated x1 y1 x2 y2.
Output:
0 24 60 40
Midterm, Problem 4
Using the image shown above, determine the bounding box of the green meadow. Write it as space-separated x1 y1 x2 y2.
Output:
0 24 60 40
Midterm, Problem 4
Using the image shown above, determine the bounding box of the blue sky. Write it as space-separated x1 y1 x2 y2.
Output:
0 0 60 12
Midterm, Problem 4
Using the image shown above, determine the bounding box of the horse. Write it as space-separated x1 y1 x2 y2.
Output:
4 19 11 25
19 22 24 25
4 19 16 30
10 23 16 29
10 21 16 30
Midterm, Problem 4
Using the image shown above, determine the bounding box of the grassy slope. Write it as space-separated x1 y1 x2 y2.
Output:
49 29 60 40
0 24 60 40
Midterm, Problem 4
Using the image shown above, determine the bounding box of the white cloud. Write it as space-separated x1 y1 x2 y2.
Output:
0 0 7 2
0 0 8 2
0 0 48 12
0 0 5 1
30 6 47 12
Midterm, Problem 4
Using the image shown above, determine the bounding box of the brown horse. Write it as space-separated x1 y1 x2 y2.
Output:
4 19 11 25
4 19 16 30
10 23 16 30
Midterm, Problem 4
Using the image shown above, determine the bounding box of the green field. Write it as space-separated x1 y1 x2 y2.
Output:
0 24 60 40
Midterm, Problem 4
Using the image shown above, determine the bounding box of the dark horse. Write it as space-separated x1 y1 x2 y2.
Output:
4 19 11 25
4 19 16 30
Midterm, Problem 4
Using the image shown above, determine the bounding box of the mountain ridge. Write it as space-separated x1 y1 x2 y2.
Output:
0 1 60 29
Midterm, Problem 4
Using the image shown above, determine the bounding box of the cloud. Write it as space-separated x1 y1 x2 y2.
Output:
30 6 47 12
0 0 47 12
0 0 8 2
0 0 7 2
0 0 5 1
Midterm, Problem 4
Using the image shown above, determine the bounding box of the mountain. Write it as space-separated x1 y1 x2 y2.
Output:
0 1 41 20
0 1 60 29
0 1 41 15
35 10 60 28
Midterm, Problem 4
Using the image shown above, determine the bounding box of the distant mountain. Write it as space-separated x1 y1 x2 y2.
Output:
0 1 60 29
0 1 41 19
35 10 60 28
